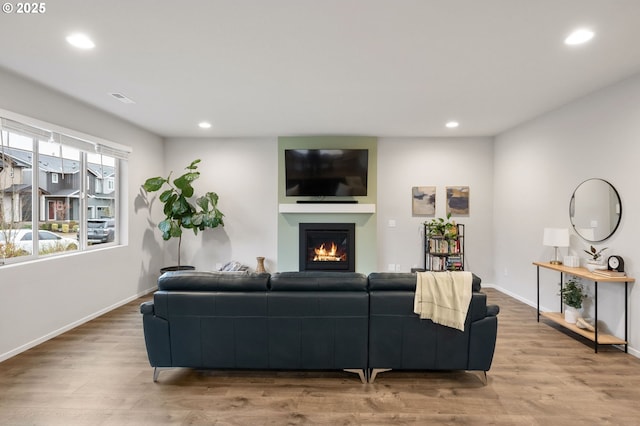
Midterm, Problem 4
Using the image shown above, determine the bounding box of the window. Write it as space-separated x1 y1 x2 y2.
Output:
0 130 34 259
87 152 116 223
0 111 130 264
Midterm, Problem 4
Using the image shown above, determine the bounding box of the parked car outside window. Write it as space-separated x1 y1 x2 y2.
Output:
0 230 78 256
86 219 116 244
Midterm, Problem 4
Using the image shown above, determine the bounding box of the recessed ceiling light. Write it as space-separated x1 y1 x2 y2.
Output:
445 121 459 129
66 33 95 49
565 29 594 45
198 122 212 129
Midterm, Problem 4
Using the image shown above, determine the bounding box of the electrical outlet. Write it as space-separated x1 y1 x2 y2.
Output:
388 263 396 272
395 264 401 272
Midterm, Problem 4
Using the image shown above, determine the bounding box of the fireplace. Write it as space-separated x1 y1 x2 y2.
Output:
299 223 355 272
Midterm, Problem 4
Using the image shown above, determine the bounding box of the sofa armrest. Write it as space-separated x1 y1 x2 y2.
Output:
469 292 488 322
140 301 154 315
140 301 172 368
468 315 498 371
487 304 500 317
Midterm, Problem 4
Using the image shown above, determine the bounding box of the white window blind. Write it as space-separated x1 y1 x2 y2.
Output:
1 117 131 159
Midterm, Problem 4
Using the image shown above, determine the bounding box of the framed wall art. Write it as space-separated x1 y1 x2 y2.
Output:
446 186 469 215
412 186 436 216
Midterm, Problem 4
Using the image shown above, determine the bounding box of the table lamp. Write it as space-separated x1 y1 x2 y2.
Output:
543 228 570 265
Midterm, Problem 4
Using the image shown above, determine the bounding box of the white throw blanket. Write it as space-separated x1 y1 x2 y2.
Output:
413 271 473 331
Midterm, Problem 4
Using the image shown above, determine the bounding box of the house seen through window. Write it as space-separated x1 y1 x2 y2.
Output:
0 113 129 263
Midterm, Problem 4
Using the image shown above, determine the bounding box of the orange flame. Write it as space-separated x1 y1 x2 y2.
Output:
313 242 346 262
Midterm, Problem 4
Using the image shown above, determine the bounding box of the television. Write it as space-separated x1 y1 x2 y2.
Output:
285 149 369 197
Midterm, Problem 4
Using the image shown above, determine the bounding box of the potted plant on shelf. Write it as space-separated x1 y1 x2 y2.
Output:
424 213 457 240
560 276 586 324
584 245 607 271
142 159 224 271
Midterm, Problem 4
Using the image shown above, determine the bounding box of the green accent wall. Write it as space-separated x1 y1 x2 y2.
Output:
277 136 378 273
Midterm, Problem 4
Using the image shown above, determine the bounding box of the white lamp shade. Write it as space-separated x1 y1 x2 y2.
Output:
543 228 570 247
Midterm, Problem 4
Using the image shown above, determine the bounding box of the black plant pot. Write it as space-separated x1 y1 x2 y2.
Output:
160 265 196 274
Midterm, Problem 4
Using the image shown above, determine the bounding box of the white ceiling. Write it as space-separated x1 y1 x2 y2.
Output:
2 0 640 138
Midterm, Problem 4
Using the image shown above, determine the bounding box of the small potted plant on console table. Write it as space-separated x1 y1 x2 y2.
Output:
560 277 586 324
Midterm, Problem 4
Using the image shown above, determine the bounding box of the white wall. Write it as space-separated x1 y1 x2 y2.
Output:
377 137 495 281
164 137 497 279
0 67 164 361
163 138 279 272
494 72 640 356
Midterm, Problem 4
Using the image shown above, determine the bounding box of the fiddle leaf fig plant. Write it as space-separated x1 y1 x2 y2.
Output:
142 159 224 267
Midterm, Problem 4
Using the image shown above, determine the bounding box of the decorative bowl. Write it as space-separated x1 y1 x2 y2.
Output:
585 262 606 272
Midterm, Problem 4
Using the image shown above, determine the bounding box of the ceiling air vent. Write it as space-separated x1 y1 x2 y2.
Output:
109 92 136 104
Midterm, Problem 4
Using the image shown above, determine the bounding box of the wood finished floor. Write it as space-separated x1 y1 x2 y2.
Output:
1 288 640 425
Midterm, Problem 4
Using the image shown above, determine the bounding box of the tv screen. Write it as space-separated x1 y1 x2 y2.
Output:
285 149 368 197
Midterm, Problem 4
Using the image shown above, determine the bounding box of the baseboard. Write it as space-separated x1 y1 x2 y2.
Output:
482 283 538 309
0 286 157 363
626 345 640 358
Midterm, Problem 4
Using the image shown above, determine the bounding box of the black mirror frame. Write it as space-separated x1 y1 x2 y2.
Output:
569 178 622 243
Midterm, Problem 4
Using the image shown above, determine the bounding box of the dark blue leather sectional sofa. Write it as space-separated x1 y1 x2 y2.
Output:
140 271 499 383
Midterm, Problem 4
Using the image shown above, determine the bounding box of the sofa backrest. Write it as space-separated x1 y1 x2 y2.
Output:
368 272 482 292
157 271 481 293
269 271 368 292
158 271 270 292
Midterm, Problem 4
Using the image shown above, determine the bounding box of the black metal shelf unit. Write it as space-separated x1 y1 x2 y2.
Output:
423 223 465 271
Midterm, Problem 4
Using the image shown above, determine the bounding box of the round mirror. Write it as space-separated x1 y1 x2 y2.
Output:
569 178 621 242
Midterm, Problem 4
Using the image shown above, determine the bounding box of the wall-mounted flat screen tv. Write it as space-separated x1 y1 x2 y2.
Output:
285 149 369 197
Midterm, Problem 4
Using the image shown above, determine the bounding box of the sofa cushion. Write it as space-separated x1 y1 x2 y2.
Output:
270 271 368 291
368 272 481 292
158 271 269 292
368 273 416 291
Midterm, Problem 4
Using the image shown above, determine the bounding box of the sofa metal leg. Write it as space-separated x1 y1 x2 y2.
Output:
469 370 488 385
153 367 173 382
368 368 392 383
343 369 367 384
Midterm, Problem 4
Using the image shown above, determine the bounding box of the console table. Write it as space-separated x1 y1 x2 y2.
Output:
533 261 634 353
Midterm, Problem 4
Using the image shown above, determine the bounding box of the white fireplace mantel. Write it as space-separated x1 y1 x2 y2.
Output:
278 203 376 214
